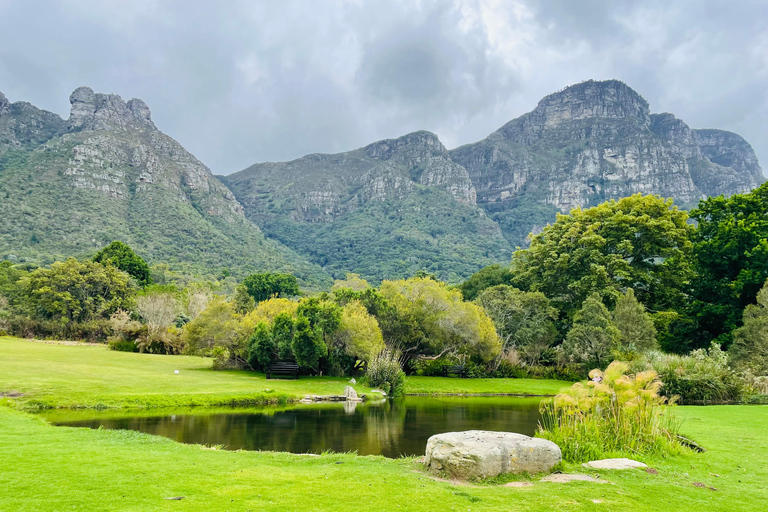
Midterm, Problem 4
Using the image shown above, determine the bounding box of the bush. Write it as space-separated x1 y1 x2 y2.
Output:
412 357 455 376
108 338 138 352
247 322 276 370
630 342 743 403
537 361 687 462
366 349 406 396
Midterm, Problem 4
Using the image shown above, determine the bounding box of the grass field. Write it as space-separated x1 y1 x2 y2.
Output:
2 336 767 511
0 337 570 409
1 405 766 511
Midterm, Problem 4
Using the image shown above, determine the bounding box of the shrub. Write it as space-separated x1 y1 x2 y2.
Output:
612 288 657 357
412 357 455 376
561 292 619 369
630 342 743 403
537 361 687 462
247 321 276 370
366 349 406 396
291 316 326 370
729 279 768 375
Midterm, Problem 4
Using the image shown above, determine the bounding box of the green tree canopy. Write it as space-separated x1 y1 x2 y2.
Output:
511 194 693 321
292 315 327 369
93 241 152 287
379 277 500 362
20 258 134 323
561 292 620 370
729 279 768 375
247 321 276 370
476 285 558 365
685 182 768 348
242 273 300 303
458 264 513 301
612 288 657 357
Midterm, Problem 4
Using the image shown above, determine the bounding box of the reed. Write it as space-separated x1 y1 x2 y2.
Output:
537 361 687 462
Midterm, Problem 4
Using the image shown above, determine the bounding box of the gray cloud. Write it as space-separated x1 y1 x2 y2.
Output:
0 0 765 175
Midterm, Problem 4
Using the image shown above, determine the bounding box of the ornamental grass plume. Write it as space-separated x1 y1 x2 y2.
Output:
537 361 688 462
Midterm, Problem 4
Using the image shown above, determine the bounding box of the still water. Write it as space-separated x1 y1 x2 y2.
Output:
44 397 543 458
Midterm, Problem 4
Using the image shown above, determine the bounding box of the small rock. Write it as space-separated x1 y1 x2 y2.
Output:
582 458 647 470
541 473 606 483
504 482 533 487
645 468 658 475
344 385 358 400
349 378 356 384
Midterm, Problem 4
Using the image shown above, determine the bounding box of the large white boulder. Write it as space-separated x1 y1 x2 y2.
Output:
424 430 561 480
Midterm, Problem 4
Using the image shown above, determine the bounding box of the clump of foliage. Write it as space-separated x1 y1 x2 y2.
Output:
242 273 300 303
477 284 558 366
631 342 743 403
247 321 276 370
331 273 370 292
366 348 406 396
135 287 184 354
682 182 768 349
612 288 658 358
106 309 144 352
380 277 500 362
537 361 686 462
560 292 619 370
512 194 693 320
182 298 246 362
458 264 513 301
93 241 153 287
20 258 134 323
291 315 327 370
729 279 768 376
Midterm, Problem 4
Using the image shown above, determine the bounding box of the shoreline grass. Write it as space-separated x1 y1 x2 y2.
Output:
0 337 570 410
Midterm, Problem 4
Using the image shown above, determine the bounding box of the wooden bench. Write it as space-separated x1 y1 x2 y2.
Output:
442 364 467 378
267 361 299 380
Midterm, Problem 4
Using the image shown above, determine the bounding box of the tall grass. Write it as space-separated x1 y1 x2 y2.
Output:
537 361 687 462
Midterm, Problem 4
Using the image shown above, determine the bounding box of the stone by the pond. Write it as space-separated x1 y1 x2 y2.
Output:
344 385 361 401
425 430 561 480
541 473 607 483
582 458 647 470
349 378 356 384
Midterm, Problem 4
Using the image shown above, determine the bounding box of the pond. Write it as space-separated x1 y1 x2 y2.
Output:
43 397 543 458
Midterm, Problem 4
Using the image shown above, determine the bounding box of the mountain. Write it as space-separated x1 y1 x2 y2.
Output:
222 131 513 283
0 88 331 288
449 80 764 246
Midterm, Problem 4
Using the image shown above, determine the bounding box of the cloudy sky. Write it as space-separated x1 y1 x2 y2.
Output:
1 0 766 175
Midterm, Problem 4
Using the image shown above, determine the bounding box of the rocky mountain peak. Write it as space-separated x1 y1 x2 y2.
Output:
68 86 156 132
365 130 444 160
533 79 651 128
0 91 10 115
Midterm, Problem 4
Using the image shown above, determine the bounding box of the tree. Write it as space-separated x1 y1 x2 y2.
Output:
182 298 246 356
561 292 620 369
241 297 298 331
272 312 295 360
296 296 342 346
93 241 152 287
21 258 134 323
332 301 385 361
476 285 558 365
459 264 513 301
684 182 768 348
379 277 500 362
247 321 276 370
233 284 256 314
136 290 178 340
292 315 326 369
331 273 369 292
511 194 693 321
612 288 657 357
242 273 300 303
730 279 768 375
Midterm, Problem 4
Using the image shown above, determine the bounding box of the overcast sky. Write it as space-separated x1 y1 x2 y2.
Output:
1 0 766 175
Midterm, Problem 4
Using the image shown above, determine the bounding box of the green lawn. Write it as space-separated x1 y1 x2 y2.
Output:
0 405 765 511
0 337 570 409
1 336 767 510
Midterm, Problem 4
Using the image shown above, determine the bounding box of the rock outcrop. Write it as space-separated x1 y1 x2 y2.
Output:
0 87 330 287
450 80 764 247
424 430 562 479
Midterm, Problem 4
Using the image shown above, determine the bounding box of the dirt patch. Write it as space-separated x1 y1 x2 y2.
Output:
1 391 25 398
24 338 104 347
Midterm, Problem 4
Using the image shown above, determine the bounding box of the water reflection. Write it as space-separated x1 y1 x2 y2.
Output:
45 397 542 458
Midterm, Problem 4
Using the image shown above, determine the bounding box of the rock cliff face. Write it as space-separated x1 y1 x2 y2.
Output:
224 131 510 282
0 88 329 286
450 80 764 246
